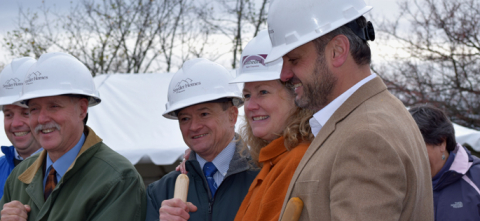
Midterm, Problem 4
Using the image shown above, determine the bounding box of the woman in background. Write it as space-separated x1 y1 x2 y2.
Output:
410 104 480 221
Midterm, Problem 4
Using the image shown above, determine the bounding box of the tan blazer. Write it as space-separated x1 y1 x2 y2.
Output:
279 77 434 221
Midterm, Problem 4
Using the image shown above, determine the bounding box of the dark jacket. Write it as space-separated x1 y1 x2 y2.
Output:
433 144 480 221
0 127 146 221
145 140 258 221
0 146 15 198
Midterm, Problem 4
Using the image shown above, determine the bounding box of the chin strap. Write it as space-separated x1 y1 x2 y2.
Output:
345 20 375 42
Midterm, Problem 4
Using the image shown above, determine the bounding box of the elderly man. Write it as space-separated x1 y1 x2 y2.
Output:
0 58 42 198
265 0 434 220
0 52 146 221
145 58 258 221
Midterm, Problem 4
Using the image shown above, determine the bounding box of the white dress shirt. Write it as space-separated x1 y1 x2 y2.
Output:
310 74 377 137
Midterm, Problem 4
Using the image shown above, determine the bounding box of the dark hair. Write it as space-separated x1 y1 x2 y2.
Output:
313 16 372 66
409 104 456 152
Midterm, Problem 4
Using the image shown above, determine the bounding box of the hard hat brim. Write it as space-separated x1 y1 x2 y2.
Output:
163 94 243 120
265 6 373 64
17 89 101 107
230 71 280 84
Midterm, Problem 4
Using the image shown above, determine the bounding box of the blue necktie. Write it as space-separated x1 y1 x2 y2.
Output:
203 162 218 197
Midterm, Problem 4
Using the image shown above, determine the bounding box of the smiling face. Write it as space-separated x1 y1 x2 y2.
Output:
3 105 40 157
280 41 337 111
178 102 238 161
243 80 296 142
28 95 88 161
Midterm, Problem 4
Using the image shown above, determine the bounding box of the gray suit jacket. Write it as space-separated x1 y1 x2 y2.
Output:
279 77 434 221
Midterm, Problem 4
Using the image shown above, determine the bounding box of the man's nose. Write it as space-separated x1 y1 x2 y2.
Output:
37 108 51 124
11 115 25 128
189 117 203 131
280 57 293 82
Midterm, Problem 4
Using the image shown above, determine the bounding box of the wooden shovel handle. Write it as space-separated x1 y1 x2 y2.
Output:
280 197 304 221
173 174 189 202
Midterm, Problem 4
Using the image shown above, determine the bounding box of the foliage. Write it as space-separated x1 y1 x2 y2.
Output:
195 0 269 68
376 0 480 129
3 0 212 75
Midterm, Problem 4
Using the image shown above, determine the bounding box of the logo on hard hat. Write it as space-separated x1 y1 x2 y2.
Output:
3 78 23 89
242 54 267 70
173 78 201 94
25 71 49 85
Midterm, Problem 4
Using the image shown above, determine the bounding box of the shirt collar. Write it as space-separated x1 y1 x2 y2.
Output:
196 137 236 177
45 133 86 179
14 148 23 160
13 147 44 160
310 74 376 137
30 148 44 157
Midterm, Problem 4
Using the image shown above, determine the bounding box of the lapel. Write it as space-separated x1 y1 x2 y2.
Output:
17 126 102 185
24 163 46 215
283 77 388 199
16 126 103 220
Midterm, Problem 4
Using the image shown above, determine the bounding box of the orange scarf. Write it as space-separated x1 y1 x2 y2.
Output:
234 136 309 221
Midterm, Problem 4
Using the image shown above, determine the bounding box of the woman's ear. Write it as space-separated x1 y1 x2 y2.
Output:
439 139 447 153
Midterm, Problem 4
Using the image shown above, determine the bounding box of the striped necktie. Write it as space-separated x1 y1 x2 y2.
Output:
44 166 57 200
203 162 218 197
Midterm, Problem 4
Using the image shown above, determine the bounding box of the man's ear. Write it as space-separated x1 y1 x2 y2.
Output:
78 98 89 120
329 35 350 68
228 106 239 126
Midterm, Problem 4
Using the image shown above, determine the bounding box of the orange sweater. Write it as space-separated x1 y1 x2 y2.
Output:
234 136 309 221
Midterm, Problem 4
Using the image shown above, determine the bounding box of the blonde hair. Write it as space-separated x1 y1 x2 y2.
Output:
240 80 314 167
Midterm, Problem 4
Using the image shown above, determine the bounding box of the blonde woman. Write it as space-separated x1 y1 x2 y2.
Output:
231 30 314 221
175 31 313 221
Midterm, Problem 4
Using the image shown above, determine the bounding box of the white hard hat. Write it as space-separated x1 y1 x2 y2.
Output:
17 52 101 107
163 58 243 119
265 0 373 63
230 30 283 83
0 57 36 109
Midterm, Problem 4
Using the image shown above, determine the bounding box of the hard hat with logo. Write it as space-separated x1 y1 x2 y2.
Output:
163 58 243 119
265 0 373 63
17 52 101 107
0 57 36 109
230 29 283 83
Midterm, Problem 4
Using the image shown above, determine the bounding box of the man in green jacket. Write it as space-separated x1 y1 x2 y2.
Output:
0 52 146 221
145 58 258 221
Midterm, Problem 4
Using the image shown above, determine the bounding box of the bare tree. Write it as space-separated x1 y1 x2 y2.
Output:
195 0 269 68
376 0 480 129
2 0 210 76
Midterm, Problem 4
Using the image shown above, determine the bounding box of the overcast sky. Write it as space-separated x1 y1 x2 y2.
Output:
0 0 401 66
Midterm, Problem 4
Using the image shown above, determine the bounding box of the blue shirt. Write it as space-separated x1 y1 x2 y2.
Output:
196 137 236 187
43 133 85 189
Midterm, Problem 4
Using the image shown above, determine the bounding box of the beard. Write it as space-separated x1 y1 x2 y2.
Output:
293 54 337 111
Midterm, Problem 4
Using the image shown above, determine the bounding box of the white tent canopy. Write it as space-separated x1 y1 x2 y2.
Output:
88 73 186 165
453 124 480 151
0 73 245 165
0 73 479 163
